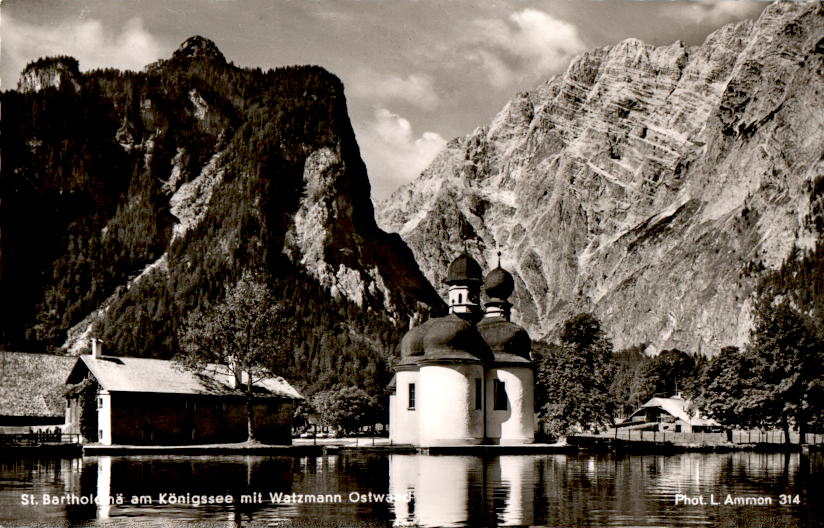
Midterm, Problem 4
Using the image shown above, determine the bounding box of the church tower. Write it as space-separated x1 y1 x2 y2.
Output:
445 253 482 319
477 253 535 444
483 252 514 320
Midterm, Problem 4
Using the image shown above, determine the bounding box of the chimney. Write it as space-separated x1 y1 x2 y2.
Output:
91 338 104 359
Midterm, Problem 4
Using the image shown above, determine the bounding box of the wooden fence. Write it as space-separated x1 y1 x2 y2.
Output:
607 429 824 445
0 433 81 445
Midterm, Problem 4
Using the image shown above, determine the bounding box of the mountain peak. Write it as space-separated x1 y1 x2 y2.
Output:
17 56 81 93
377 0 824 355
173 36 225 62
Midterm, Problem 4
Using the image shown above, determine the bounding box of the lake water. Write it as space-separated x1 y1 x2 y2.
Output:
1 451 821 527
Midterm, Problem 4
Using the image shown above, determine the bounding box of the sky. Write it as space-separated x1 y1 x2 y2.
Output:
2 0 770 200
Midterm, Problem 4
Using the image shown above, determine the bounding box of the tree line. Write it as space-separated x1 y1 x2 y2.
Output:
175 266 822 442
535 289 822 443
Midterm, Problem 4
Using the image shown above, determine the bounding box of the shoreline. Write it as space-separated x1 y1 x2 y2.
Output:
1 437 820 457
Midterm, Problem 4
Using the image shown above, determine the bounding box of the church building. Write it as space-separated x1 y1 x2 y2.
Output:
389 252 535 446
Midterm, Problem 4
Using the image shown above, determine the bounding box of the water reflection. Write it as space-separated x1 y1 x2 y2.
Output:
0 452 821 527
388 452 821 527
389 455 538 526
97 456 111 519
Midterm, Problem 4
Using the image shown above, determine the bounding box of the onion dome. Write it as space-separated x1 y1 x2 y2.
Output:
399 321 431 358
446 253 483 285
484 266 514 302
420 314 492 364
477 317 532 363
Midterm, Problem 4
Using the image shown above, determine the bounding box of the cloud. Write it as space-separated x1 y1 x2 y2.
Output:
465 9 586 88
669 0 766 26
348 70 440 111
3 16 165 87
356 108 446 200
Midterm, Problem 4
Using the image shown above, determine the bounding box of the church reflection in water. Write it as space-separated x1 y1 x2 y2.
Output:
389 454 536 527
6 451 812 527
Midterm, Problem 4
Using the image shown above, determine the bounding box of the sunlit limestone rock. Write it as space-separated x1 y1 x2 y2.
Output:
377 1 823 354
18 57 82 93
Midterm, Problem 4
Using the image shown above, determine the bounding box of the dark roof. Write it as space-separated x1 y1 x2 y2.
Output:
398 314 493 365
399 321 431 358
477 317 531 363
396 314 533 368
446 253 483 284
484 266 515 301
0 352 76 418
67 355 303 399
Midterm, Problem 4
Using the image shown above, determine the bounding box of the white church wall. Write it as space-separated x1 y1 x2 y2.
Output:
390 370 420 444
418 364 484 446
485 367 534 444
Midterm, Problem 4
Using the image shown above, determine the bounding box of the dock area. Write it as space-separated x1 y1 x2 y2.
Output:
81 440 576 456
79 437 578 456
5 435 819 457
82 443 325 456
566 434 815 453
417 443 578 455
1 443 83 457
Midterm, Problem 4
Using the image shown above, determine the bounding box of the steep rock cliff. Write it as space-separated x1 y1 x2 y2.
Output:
377 1 824 354
1 35 441 379
17 56 82 93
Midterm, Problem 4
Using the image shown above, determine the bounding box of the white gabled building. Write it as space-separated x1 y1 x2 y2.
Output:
627 394 721 433
389 252 536 446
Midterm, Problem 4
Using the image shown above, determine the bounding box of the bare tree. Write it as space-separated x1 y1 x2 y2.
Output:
176 270 294 443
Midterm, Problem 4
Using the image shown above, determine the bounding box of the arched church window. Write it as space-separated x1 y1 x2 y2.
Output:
458 293 463 303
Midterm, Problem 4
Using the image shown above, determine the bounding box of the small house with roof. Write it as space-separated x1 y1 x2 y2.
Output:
64 340 303 445
627 394 721 433
0 352 76 433
389 252 535 446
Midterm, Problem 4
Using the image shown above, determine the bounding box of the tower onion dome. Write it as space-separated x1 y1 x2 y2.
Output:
446 253 483 284
476 318 531 363
419 314 493 363
484 266 514 302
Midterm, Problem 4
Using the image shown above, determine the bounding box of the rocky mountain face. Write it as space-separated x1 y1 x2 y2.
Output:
17 57 82 93
1 36 441 391
377 1 824 354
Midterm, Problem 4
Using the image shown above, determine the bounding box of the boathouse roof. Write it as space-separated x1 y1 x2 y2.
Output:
0 351 76 419
66 355 303 400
